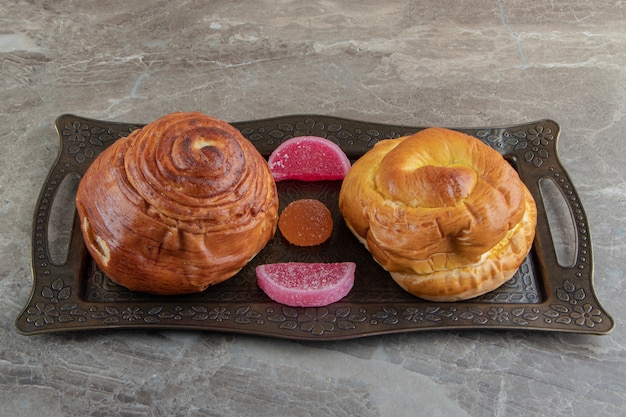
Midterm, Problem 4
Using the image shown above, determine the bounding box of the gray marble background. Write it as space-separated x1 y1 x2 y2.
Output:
1 1 624 416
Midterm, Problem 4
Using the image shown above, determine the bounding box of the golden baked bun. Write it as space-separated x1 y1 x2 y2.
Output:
339 127 536 301
76 112 279 295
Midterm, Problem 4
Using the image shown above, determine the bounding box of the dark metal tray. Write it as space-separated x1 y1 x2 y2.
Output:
16 114 614 339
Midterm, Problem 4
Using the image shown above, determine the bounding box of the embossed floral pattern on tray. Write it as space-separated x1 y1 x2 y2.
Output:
16 114 614 339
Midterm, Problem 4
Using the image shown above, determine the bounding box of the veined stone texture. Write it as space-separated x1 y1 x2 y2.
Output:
1 1 624 416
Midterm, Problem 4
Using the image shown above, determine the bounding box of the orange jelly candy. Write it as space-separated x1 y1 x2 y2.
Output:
278 199 333 246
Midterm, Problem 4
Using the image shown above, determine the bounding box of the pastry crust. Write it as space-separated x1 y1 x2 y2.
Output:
76 112 279 295
339 127 536 301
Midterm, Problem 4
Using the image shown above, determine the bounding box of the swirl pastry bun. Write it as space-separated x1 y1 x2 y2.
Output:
339 127 536 301
76 112 279 295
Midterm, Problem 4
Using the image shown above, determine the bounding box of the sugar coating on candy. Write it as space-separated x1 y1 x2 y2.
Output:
256 262 356 307
278 199 333 246
268 136 351 181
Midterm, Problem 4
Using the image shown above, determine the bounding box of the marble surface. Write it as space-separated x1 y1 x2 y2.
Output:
1 1 625 416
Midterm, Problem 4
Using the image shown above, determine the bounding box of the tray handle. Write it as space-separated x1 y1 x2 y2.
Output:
508 120 597 303
31 131 84 289
32 114 130 284
537 176 579 268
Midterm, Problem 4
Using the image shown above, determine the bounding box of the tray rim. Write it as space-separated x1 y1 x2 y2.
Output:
15 113 615 339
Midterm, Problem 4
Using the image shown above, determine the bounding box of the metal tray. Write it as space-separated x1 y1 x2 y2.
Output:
15 114 614 339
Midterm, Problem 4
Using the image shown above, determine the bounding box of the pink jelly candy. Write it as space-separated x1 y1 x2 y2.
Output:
268 136 351 181
256 262 356 307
